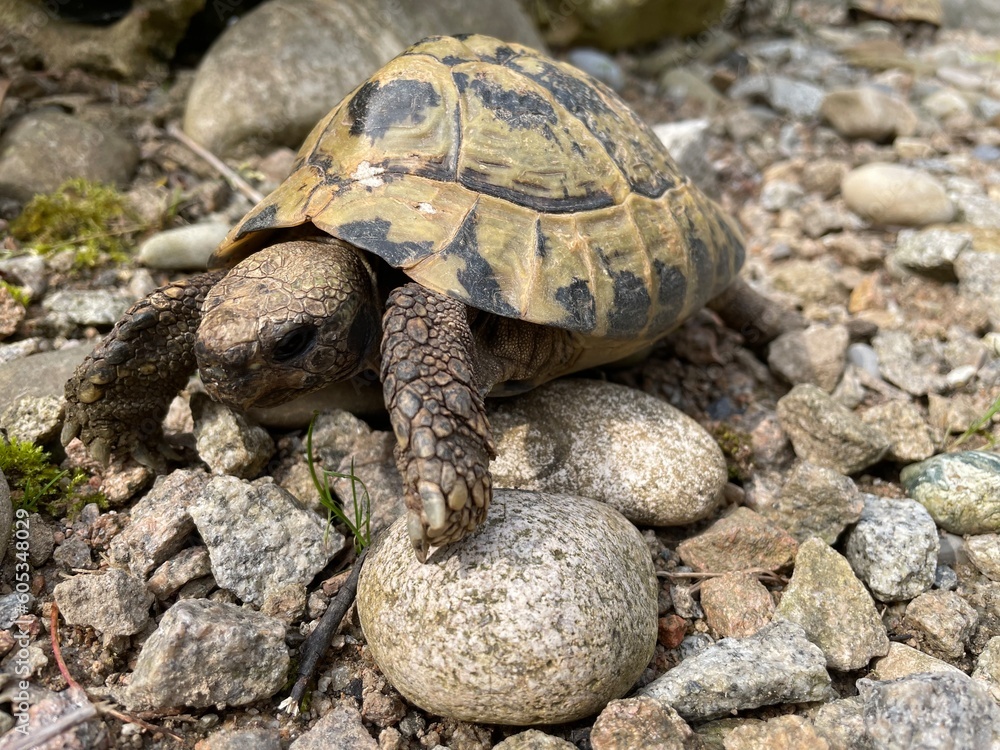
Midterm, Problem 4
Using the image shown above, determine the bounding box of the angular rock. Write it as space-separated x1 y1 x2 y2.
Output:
760 180 804 212
760 461 864 544
955 195 1000 228
0 349 86 419
24 512 54 567
146 546 213 599
841 163 955 227
966 534 1000 581
802 158 849 198
820 87 917 141
776 384 890 474
902 590 979 661
0 285 25 339
956 251 1000 325
677 507 798 573
289 703 377 749
332 429 405 538
137 222 230 270
53 535 94 570
776 537 889 671
42 290 134 328
108 469 208 578
493 731 576 750
770 260 849 306
891 228 971 279
53 568 153 636
640 620 832 721
1 395 63 445
972 636 1000 702
844 495 938 602
0 110 137 201
729 74 825 119
653 119 715 195
858 401 935 463
126 599 289 710
871 642 969 682
189 476 343 606
872 330 947 396
491 380 727 527
699 572 774 638
811 697 871 750
767 324 849 392
589 697 692 750
901 451 1000 534
191 394 275 479
201 728 283 750
858 673 1000 750
358 490 657 725
184 0 544 156
724 715 830 750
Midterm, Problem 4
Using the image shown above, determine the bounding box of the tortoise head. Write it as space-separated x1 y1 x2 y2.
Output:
195 238 380 410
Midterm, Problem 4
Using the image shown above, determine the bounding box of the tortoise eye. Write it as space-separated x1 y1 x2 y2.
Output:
273 326 316 363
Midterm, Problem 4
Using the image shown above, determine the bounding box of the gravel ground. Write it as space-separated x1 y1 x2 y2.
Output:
1 0 1000 748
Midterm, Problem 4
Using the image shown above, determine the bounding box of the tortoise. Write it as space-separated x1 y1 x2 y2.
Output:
63 33 773 561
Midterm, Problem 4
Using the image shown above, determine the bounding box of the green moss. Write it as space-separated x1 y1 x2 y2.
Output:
711 424 754 482
0 281 30 307
9 178 138 270
0 437 98 515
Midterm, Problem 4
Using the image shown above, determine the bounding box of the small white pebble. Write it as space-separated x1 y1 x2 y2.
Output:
946 364 978 389
983 332 1000 358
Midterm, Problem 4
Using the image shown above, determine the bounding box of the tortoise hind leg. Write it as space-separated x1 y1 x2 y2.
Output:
381 284 495 562
63 269 226 468
707 277 805 347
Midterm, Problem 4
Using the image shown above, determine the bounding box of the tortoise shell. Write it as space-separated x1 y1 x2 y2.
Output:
213 34 744 341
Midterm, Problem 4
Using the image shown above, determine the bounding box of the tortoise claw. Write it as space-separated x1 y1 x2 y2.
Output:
89 437 112 468
60 418 81 447
408 513 430 563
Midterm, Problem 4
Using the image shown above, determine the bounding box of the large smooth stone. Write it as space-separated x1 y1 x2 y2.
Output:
841 163 955 227
183 0 544 156
357 489 658 725
0 110 137 201
490 380 727 526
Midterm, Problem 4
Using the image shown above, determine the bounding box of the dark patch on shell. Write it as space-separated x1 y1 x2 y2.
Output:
468 76 558 134
444 208 519 319
555 277 597 331
510 58 674 199
607 269 651 336
336 218 434 267
534 219 550 258
348 78 441 140
652 259 688 328
460 168 614 213
234 203 278 240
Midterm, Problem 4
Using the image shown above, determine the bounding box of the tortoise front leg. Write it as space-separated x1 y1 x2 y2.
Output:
62 270 226 467
381 284 495 562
